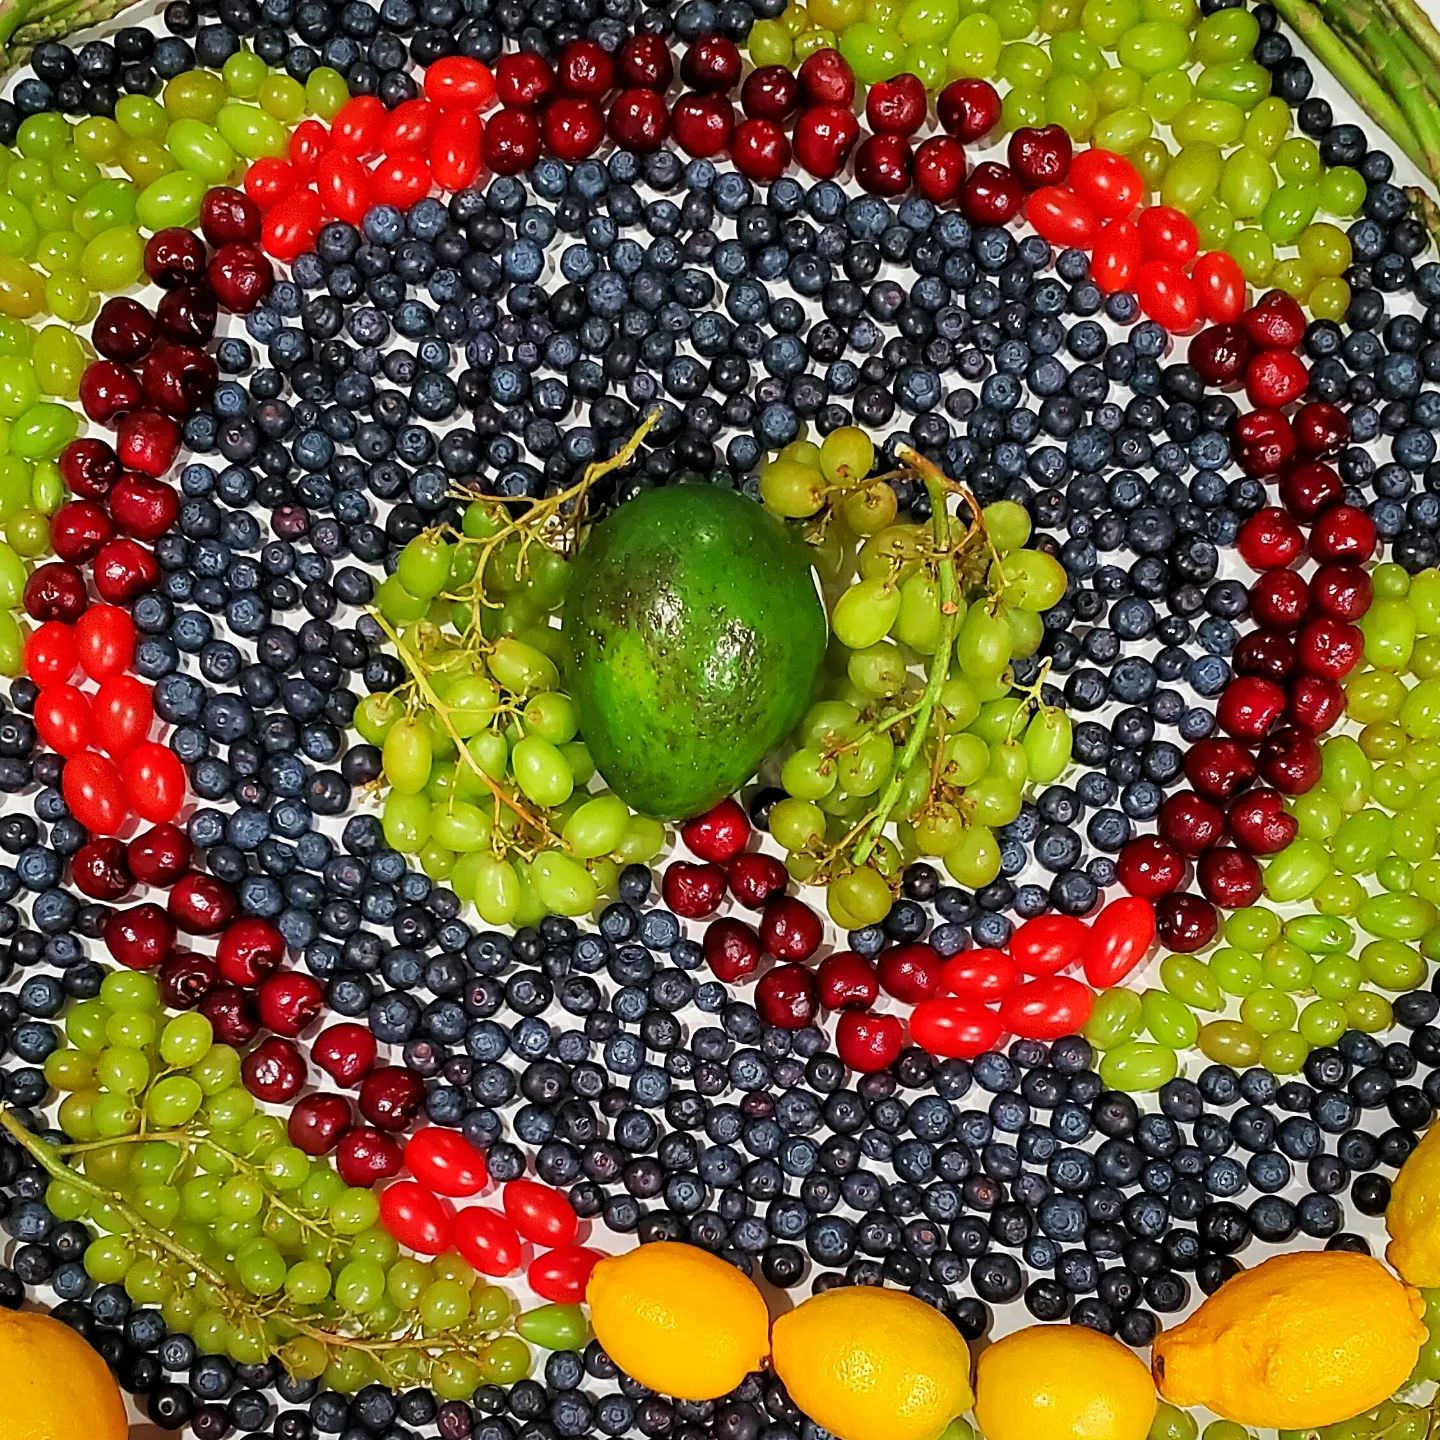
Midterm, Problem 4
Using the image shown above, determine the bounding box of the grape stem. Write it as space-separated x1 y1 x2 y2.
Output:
848 448 963 868
369 610 564 850
0 1109 507 1378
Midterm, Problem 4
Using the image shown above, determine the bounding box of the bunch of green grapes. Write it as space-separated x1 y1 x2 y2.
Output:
21 970 584 1398
361 495 665 927
755 426 1071 930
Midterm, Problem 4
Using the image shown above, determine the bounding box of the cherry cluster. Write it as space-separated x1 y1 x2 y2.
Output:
1115 290 1371 948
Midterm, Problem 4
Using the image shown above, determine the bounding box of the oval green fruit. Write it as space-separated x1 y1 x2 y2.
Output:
562 485 826 819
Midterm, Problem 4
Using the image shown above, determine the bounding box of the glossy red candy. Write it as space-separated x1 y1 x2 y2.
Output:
1192 250 1246 323
1023 185 1097 247
1081 896 1157 987
999 976 1092 1040
1135 261 1199 331
503 1179 578 1247
1009 914 1086 976
909 997 1003 1059
529 1245 602 1303
405 1128 488 1197
453 1207 523 1276
1067 148 1141 219
380 1180 453 1255
940 947 1018 1001
1090 219 1140 294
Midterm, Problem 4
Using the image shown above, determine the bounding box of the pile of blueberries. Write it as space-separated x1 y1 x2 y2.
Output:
0 0 1438 1433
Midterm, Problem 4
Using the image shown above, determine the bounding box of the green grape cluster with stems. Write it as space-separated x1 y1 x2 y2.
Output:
359 414 670 927
755 426 1070 930
13 970 588 1398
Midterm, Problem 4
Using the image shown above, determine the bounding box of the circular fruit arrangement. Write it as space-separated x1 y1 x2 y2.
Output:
5 0 1440 1438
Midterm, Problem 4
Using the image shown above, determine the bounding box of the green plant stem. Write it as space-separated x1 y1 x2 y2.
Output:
0 0 141 67
1269 0 1428 169
1388 0 1440 84
849 450 962 869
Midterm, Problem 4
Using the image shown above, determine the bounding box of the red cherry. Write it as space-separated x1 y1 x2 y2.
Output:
616 33 674 90
157 952 218 1011
58 438 120 499
1309 504 1376 563
1245 348 1308 408
1216 675 1287 741
937 78 1000 142
681 798 750 863
835 1010 903 1073
960 162 1024 225
358 1066 426 1131
730 117 790 182
680 34 741 92
854 134 912 196
199 186 261 246
791 104 859 180
1286 673 1345 733
702 917 762 983
198 984 259 1046
755 963 818 1029
495 51 556 108
608 87 670 153
1157 792 1225 855
661 860 726 919
1297 616 1363 679
1232 407 1296 477
144 228 207 288
72 838 132 901
23 562 86 623
876 942 942 1003
241 1035 306 1103
256 971 325 1037
116 409 181 477
815 950 878 1011
740 65 799 121
759 896 822 961
91 539 158 606
216 916 284 985
797 48 855 108
670 92 732 158
206 243 273 314
314 1022 378 1086
1196 846 1263 908
913 136 966 204
1189 323 1253 386
542 98 605 162
1155 893 1218 953
1227 788 1297 855
1249 569 1309 630
1243 289 1306 349
1310 562 1372 621
1294 400 1349 456
727 852 788 908
1258 725 1323 794
484 109 543 174
50 499 113 564
80 360 142 425
127 822 190 886
288 1093 353 1156
865 71 926 135
1115 836 1186 898
169 875 237 936
1233 629 1297 682
110 473 180 541
555 38 614 100
336 1126 404 1188
91 297 155 363
1006 124 1071 187
155 286 218 347
104 904 173 969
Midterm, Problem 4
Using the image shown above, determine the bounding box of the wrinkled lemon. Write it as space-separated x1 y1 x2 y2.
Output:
974 1324 1156 1440
586 1242 769 1401
770 1286 973 1440
1388 1118 1440 1286
1153 1251 1424 1430
0 1307 128 1440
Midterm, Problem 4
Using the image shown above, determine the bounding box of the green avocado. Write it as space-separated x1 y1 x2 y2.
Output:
562 484 827 820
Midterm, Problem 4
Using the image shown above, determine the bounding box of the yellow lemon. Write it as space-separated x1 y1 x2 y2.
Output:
0 1307 128 1440
770 1286 973 1440
586 1241 769 1400
974 1325 1156 1440
1153 1251 1425 1430
1388 1118 1440 1285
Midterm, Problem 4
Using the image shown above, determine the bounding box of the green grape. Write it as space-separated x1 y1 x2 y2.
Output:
1198 1019 1262 1066
334 1258 387 1311
146 1075 204 1127
420 1277 472 1330
1160 953 1222 1010
1080 0 1141 46
1151 1402 1200 1440
832 576 903 649
481 1336 532 1385
1319 164 1365 216
1261 182 1319 243
996 40 1052 89
1160 141 1221 212
1099 1042 1177 1091
837 22 906 82
1085 987 1142 1048
944 822 1000 886
1173 99 1244 145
